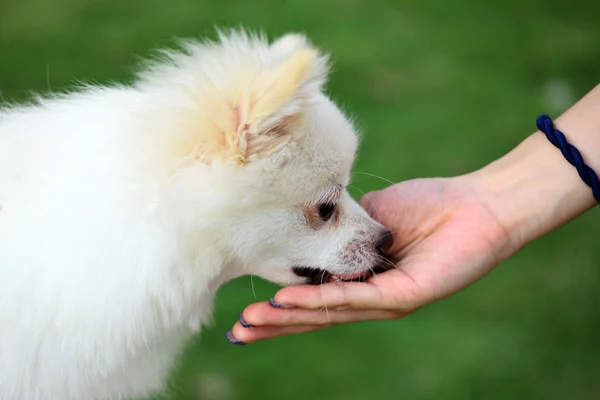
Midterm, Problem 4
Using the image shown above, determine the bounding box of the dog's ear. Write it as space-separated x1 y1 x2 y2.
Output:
226 34 329 163
173 33 329 164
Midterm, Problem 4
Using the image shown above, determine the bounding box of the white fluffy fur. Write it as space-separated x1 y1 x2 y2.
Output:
0 30 388 399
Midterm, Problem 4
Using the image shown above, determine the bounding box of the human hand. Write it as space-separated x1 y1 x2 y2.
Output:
228 176 517 344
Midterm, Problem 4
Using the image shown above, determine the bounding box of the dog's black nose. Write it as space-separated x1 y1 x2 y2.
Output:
376 229 393 255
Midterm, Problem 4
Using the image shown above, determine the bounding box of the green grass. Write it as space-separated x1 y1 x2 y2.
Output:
2 1 600 399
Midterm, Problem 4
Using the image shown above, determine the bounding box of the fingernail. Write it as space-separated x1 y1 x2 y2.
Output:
239 313 253 328
226 330 246 346
269 298 293 309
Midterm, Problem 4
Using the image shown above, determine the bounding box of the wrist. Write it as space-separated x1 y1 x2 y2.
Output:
468 130 597 256
466 84 600 254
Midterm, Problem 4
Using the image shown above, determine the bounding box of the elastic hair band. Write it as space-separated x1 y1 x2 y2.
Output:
536 114 600 203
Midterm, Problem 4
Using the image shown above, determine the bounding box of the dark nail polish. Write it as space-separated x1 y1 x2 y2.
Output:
269 298 290 308
226 330 246 346
239 313 253 328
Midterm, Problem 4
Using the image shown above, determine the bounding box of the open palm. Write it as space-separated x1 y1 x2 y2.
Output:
230 177 515 343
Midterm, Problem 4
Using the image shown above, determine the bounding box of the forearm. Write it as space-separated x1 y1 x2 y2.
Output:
469 85 600 255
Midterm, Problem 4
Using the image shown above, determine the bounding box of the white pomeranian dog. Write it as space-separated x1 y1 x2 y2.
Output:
0 30 392 400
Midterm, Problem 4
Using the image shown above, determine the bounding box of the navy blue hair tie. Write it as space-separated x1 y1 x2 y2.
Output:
536 114 600 203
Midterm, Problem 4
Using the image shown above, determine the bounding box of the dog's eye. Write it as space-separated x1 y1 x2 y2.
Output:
318 203 336 221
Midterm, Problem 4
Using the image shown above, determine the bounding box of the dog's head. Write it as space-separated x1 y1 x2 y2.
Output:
144 31 392 286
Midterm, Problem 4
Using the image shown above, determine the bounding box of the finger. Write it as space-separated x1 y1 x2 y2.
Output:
239 301 402 327
228 322 329 344
273 271 422 311
229 307 403 344
273 282 383 310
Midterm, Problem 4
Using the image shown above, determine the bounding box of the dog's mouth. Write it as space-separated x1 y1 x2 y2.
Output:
292 265 389 285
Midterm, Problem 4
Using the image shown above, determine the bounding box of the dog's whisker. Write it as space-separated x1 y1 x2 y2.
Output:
374 254 399 270
347 176 368 184
352 171 395 185
374 252 395 264
318 273 332 324
250 275 257 299
348 184 382 223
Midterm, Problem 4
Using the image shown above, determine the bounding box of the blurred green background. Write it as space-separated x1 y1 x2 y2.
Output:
2 0 600 399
